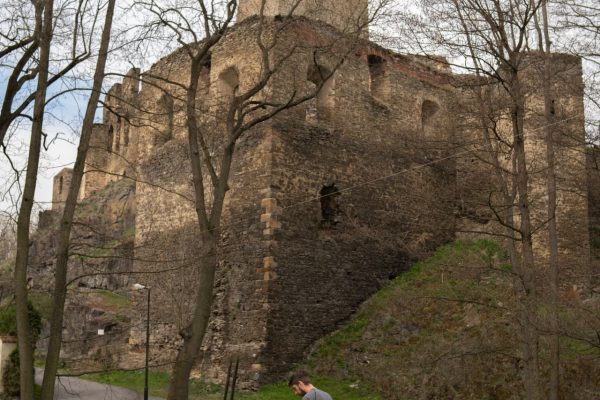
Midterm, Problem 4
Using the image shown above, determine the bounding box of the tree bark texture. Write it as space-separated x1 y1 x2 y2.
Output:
510 71 542 400
14 1 54 398
40 0 116 397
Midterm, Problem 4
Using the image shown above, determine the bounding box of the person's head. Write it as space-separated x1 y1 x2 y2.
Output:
288 369 313 396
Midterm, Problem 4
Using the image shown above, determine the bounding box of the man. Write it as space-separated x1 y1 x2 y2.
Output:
288 370 333 400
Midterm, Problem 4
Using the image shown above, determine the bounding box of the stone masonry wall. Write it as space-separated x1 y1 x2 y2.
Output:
520 53 590 288
254 23 457 379
453 54 591 289
44 8 593 387
238 0 369 36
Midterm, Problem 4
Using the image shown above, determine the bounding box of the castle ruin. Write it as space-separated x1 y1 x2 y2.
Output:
45 0 592 386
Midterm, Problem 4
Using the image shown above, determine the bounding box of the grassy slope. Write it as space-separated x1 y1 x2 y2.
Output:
307 240 520 400
84 240 600 399
306 240 600 399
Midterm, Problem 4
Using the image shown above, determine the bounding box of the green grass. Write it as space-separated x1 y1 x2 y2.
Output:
83 370 378 400
93 289 131 310
307 239 514 399
84 370 220 398
238 377 380 400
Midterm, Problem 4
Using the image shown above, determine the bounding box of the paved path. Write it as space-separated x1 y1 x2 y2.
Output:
35 369 164 400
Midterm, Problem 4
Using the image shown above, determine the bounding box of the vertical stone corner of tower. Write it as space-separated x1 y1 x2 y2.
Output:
51 168 74 211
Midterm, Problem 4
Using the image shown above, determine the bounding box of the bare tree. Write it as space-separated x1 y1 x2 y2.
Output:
0 0 95 149
0 0 121 397
389 0 592 397
39 0 118 397
13 0 55 396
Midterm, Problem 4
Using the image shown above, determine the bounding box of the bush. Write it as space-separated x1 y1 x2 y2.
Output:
1 349 20 398
0 301 42 343
0 301 42 398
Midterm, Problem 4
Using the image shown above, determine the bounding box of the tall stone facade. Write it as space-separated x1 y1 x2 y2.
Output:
47 0 592 386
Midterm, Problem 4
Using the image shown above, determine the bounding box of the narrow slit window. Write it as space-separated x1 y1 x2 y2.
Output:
320 184 340 228
107 126 114 152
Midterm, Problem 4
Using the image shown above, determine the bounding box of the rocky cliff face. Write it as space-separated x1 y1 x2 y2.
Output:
30 179 136 370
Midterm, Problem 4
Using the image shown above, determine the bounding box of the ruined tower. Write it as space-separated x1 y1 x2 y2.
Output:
51 168 73 210
238 0 370 35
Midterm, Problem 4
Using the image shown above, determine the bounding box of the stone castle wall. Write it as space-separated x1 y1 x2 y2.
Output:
520 53 590 287
454 54 590 288
238 0 369 35
48 7 593 386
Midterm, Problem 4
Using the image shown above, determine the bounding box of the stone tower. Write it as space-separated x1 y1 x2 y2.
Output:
51 168 73 210
237 0 370 35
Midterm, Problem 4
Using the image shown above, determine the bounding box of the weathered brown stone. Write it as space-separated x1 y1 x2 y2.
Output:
42 0 592 388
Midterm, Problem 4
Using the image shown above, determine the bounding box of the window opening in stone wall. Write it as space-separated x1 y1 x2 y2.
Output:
368 54 386 98
307 64 334 123
421 100 440 134
203 54 212 69
59 176 63 195
218 67 240 107
320 184 340 228
107 125 114 152
200 54 212 94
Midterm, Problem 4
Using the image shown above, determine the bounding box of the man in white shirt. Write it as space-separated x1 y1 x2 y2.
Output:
288 370 333 400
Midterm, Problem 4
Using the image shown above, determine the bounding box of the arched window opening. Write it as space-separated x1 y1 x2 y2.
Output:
218 67 240 106
320 184 340 228
59 176 64 195
368 54 386 98
421 100 440 134
307 64 334 123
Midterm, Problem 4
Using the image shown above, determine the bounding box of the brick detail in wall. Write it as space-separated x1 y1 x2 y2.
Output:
259 192 281 282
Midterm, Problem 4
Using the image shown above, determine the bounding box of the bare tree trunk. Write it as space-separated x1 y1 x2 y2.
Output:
540 2 560 397
167 58 214 400
531 1 560 396
13 1 53 398
510 71 542 400
40 0 116 397
167 233 218 400
0 42 39 147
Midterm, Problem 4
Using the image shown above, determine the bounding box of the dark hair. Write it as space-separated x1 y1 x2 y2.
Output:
288 369 311 386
